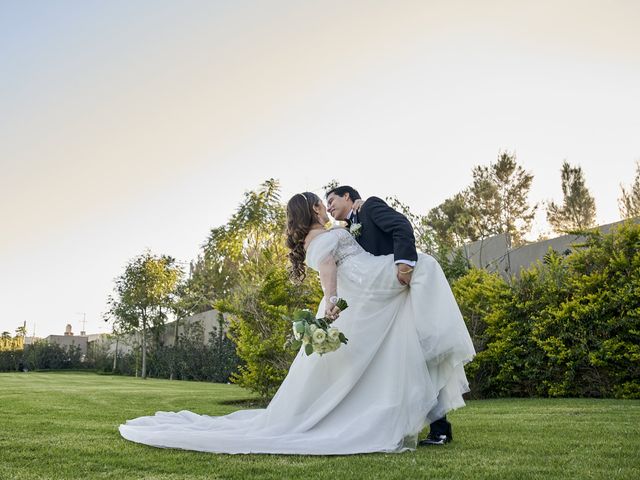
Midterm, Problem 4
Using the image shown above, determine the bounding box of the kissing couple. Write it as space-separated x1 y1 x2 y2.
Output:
120 185 476 455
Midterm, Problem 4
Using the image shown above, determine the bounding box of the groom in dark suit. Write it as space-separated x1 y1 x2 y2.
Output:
325 185 453 446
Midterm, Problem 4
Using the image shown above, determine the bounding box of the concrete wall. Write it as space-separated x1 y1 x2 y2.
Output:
159 309 227 347
462 219 638 279
99 309 228 355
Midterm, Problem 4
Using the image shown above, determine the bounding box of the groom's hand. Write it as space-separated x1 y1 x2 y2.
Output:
396 265 413 286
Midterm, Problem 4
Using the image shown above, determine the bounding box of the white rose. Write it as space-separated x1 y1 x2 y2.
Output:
327 328 340 342
312 328 326 344
309 324 318 334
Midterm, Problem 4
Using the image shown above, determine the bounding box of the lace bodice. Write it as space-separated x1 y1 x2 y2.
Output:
332 228 365 266
305 228 366 270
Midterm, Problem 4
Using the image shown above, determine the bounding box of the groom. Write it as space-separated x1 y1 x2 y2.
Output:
325 185 454 446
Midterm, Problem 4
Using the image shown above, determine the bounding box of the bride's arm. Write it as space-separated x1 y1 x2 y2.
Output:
318 256 341 321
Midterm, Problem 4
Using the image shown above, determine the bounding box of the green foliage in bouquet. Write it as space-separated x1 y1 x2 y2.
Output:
284 299 349 356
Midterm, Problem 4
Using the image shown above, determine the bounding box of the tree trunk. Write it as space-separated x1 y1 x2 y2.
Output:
169 317 180 381
112 336 119 372
141 322 147 379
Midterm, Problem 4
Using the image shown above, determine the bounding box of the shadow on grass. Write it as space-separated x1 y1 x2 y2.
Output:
218 397 270 408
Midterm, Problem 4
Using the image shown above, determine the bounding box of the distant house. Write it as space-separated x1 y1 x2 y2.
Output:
45 323 88 355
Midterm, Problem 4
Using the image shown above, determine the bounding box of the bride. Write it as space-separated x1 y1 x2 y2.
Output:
119 192 475 455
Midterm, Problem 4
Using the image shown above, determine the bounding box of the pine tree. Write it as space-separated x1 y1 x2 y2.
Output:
618 161 640 219
546 161 597 234
466 151 536 246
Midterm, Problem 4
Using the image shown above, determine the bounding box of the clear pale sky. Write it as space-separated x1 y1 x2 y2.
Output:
1 0 639 337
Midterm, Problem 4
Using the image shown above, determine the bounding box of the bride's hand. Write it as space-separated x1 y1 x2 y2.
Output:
352 199 365 212
325 304 341 322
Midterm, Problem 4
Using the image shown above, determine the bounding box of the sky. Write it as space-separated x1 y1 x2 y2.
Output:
1 0 639 338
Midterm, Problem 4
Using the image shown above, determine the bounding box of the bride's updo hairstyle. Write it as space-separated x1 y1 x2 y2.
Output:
286 191 321 283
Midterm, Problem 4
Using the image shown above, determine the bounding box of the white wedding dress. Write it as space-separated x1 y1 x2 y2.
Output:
119 228 475 454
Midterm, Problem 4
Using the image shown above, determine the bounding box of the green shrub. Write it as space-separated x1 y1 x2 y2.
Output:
455 221 640 399
219 254 321 399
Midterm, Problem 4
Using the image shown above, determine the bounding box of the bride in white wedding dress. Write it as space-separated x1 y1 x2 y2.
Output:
119 192 475 455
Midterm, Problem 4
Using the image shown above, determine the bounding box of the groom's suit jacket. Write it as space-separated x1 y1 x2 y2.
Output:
350 196 418 263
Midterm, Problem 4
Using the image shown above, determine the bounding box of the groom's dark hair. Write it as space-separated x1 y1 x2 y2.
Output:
325 185 361 202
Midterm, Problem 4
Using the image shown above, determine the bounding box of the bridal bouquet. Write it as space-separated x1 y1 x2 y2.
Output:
285 299 349 356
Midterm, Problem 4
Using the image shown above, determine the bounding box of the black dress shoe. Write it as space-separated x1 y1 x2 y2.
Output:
418 432 452 446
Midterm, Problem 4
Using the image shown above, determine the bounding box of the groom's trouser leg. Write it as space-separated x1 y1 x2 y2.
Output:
429 416 451 437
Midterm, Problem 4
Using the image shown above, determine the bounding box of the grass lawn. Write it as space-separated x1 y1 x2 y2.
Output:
1 372 638 480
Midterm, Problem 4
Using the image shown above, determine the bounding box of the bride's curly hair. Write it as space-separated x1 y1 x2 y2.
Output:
286 191 321 283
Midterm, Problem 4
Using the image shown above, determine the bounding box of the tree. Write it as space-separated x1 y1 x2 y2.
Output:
619 160 640 219
426 193 479 248
0 327 25 352
466 151 537 246
183 179 288 314
182 227 239 314
104 251 183 379
108 324 128 373
546 161 597 233
15 323 27 337
213 179 323 398
386 196 470 281
0 332 11 351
